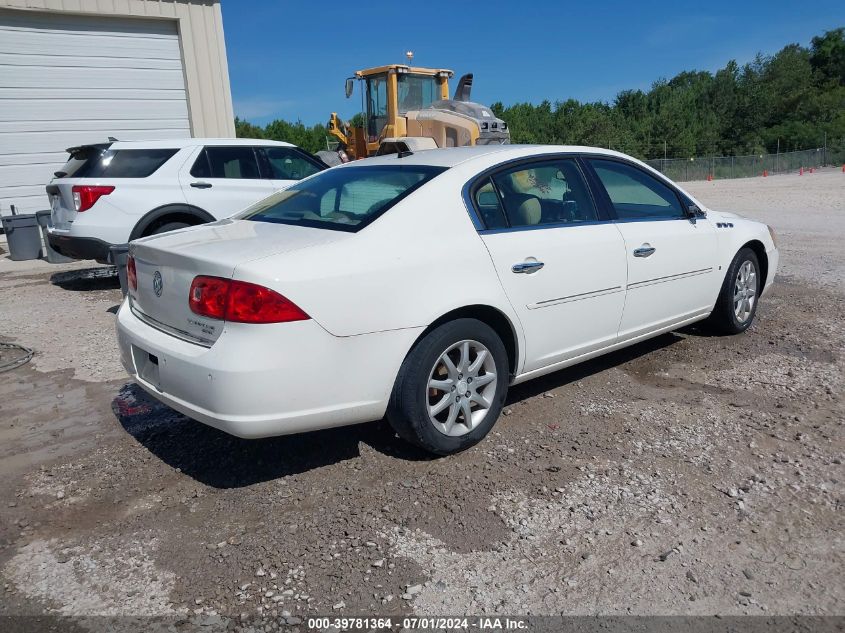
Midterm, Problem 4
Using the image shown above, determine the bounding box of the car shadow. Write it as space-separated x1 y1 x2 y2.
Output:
113 332 687 488
51 266 120 291
505 332 683 404
676 321 724 338
112 383 433 489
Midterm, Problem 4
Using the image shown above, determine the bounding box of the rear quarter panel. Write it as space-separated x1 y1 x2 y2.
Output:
54 146 198 243
232 166 523 344
103 145 196 217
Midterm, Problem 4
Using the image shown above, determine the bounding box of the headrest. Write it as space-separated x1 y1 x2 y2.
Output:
516 197 541 225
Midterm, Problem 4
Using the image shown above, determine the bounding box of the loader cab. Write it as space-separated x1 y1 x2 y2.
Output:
367 72 438 137
396 73 440 113
357 65 452 154
363 72 388 143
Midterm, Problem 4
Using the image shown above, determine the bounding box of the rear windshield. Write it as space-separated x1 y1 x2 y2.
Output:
56 146 178 178
239 164 447 232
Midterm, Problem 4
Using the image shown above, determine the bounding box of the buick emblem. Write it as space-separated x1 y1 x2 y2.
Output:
152 271 163 297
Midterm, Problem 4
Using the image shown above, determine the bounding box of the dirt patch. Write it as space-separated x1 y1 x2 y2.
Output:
7 535 178 616
0 174 843 619
0 262 122 382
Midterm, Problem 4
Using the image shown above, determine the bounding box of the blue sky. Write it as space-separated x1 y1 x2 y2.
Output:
222 0 844 126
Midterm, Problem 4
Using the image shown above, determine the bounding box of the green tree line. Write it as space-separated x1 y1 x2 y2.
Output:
236 28 845 161
233 117 329 155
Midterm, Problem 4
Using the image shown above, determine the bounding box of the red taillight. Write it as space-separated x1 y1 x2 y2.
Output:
127 256 137 291
188 276 309 324
188 276 229 320
72 185 114 212
226 280 310 323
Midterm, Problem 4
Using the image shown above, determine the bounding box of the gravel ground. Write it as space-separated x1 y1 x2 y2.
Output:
0 170 842 626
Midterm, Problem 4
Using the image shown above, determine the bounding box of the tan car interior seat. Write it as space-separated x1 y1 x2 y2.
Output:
515 197 542 225
501 171 542 226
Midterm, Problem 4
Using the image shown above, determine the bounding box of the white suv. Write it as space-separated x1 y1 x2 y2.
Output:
46 138 326 262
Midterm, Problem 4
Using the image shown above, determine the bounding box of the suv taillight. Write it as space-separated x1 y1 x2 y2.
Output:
127 256 137 291
189 276 309 324
72 185 114 212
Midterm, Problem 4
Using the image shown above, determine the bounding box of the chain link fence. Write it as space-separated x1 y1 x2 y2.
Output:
646 147 831 182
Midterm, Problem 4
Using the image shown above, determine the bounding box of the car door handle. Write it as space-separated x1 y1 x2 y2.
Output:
633 245 656 258
190 181 212 189
512 261 544 274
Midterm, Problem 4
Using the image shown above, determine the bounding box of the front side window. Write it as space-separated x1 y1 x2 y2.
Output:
56 146 177 178
397 74 438 113
262 147 323 181
589 159 683 220
489 159 598 227
239 165 447 232
192 147 261 179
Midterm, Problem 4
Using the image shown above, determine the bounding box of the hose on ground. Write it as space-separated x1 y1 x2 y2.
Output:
0 342 34 373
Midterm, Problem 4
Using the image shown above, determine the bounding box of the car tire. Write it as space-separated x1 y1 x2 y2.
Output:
387 318 509 455
150 221 190 236
708 247 761 334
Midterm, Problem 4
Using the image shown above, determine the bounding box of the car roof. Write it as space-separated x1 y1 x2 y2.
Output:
342 144 636 169
106 138 295 150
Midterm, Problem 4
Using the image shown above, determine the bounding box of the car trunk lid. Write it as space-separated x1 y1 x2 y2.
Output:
128 219 348 345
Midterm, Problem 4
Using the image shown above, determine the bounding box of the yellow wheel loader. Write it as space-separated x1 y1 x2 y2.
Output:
326 63 509 161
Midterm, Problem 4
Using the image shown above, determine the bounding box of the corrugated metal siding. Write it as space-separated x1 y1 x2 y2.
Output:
0 0 235 138
0 0 235 213
0 8 191 212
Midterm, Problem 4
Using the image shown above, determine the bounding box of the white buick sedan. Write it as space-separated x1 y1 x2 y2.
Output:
117 145 778 455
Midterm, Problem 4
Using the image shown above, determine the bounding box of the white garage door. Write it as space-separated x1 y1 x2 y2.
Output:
0 9 190 213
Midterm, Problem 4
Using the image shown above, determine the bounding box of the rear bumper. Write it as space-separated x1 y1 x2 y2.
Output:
115 300 422 438
47 230 112 261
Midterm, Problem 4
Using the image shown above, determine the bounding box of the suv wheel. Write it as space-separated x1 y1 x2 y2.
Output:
150 221 190 236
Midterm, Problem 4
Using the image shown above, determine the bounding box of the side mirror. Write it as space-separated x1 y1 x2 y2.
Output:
344 78 354 99
686 203 704 218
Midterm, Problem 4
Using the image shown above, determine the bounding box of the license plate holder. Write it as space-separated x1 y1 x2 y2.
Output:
132 345 162 391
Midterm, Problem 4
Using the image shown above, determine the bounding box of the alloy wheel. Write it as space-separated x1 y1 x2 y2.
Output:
733 260 757 323
426 339 498 437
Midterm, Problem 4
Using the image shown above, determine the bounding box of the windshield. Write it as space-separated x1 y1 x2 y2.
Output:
239 164 448 232
397 74 438 113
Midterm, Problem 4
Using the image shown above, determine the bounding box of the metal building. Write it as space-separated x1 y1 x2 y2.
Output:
0 0 235 213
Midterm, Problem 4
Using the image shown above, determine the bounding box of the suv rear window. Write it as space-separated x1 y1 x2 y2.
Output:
56 146 178 178
190 147 261 179
239 164 447 232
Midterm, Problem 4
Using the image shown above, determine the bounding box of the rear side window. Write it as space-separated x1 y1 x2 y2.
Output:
262 147 324 181
491 159 598 227
239 164 447 232
589 159 684 220
191 147 261 179
57 146 177 178
472 178 508 229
